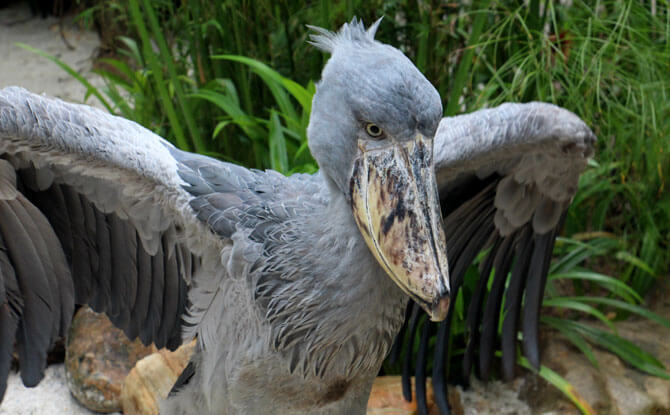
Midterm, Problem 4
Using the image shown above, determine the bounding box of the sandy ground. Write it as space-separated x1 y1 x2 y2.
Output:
0 1 104 105
0 365 119 415
0 3 113 414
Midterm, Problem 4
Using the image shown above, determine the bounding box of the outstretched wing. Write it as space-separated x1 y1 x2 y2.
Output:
0 87 324 401
393 102 595 414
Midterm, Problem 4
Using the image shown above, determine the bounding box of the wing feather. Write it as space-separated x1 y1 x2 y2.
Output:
15 195 74 338
398 102 595 413
79 191 101 308
501 227 534 380
478 235 514 380
159 234 180 349
0 199 53 386
108 213 133 329
92 207 113 314
147 238 165 346
62 186 94 304
0 87 269 399
0 232 22 399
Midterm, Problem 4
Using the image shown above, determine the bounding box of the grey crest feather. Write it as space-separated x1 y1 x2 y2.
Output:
308 17 383 53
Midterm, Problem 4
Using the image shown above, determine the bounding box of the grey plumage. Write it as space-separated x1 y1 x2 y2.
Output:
0 18 594 415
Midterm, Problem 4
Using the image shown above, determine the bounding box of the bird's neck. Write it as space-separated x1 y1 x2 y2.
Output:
266 176 408 379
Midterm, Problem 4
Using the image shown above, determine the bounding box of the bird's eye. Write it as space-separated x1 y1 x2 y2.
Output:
365 123 384 138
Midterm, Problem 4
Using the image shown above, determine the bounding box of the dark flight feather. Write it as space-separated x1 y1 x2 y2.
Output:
10 198 61 344
108 214 132 329
16 196 74 338
146 240 165 346
501 228 534 381
158 235 179 349
132 233 153 344
91 207 113 314
415 318 431 415
478 235 515 380
401 303 420 402
62 186 93 304
0 200 52 386
462 236 499 380
0 231 21 400
432 312 452 415
80 196 101 310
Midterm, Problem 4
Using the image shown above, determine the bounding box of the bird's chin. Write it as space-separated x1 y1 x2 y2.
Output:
349 134 451 321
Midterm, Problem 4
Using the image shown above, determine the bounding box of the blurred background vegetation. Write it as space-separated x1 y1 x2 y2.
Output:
19 0 670 411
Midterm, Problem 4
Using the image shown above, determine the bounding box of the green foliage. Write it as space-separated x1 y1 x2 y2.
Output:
193 55 316 174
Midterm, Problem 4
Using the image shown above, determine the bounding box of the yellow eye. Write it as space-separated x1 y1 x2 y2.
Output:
365 123 384 138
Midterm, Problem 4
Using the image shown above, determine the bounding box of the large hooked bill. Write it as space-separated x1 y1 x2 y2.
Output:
350 134 450 321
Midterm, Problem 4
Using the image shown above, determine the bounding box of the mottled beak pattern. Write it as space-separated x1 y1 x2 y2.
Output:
350 134 450 321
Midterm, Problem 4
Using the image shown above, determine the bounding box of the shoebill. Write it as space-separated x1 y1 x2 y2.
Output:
0 19 594 414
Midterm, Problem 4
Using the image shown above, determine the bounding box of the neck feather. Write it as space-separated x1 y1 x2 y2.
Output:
260 176 407 379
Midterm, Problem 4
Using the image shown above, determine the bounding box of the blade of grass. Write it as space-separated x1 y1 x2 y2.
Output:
126 0 190 150
543 297 617 332
548 271 642 303
137 0 205 152
213 54 313 112
561 297 670 328
516 356 596 415
542 317 599 367
445 2 493 116
268 110 289 174
16 43 114 112
544 317 670 379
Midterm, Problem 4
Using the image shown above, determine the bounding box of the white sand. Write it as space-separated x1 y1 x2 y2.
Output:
1 364 120 415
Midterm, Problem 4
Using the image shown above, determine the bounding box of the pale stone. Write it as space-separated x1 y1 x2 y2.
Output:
121 340 197 415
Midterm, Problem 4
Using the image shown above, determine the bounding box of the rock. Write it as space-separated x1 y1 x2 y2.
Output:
521 315 670 415
121 340 196 415
521 338 604 414
65 307 156 413
366 376 531 415
458 379 531 415
367 376 440 414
